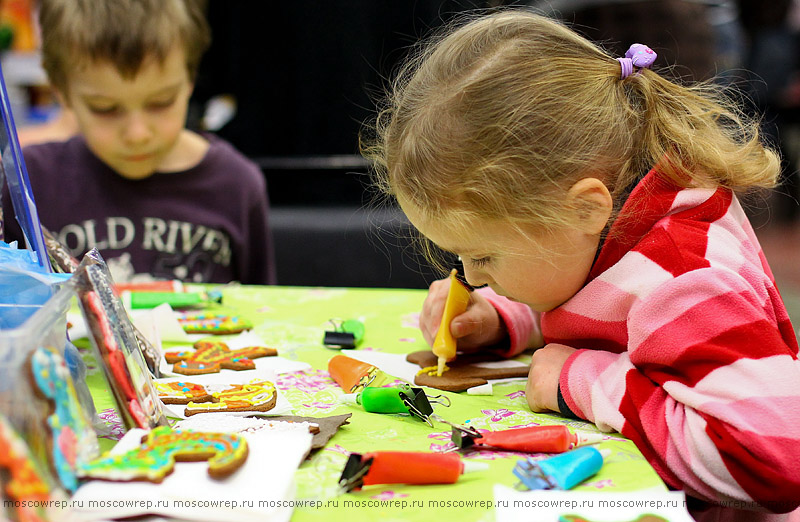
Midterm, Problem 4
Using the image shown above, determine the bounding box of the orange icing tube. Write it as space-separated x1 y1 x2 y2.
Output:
460 425 605 453
339 451 487 491
328 354 388 393
432 269 471 376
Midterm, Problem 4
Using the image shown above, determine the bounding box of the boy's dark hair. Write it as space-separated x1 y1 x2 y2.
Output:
39 0 211 94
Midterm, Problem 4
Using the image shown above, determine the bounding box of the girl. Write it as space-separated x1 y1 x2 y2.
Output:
365 9 800 521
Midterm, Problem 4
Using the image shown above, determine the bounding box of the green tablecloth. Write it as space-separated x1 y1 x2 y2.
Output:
85 284 666 521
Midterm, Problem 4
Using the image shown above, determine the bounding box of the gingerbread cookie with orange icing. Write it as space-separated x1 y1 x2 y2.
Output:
78 425 248 482
184 380 277 416
164 340 277 375
155 381 213 405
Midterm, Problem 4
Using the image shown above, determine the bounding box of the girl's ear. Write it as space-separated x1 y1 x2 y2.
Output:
565 177 613 235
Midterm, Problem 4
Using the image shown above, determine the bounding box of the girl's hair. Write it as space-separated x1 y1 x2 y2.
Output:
364 9 781 233
39 0 211 94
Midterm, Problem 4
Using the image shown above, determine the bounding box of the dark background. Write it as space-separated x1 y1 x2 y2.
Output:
186 0 800 292
189 1 496 288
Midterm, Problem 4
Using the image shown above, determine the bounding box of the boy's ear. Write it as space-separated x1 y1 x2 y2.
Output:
53 88 71 109
565 177 613 235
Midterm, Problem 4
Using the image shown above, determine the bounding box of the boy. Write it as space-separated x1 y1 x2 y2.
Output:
1 0 275 284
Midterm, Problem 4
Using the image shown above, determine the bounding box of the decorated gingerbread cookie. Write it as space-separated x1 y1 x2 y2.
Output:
184 380 277 416
78 426 248 482
29 346 99 492
155 382 213 405
406 350 529 392
178 313 253 335
0 413 62 522
164 340 277 375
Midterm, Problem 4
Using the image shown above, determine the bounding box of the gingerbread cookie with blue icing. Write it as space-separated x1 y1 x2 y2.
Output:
78 425 248 482
28 346 98 492
155 381 213 404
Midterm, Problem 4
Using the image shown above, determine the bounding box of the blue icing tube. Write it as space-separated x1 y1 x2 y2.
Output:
514 446 609 490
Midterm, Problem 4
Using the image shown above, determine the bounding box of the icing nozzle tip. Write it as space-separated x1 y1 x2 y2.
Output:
575 431 605 447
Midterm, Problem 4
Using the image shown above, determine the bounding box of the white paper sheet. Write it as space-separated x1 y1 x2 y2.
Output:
71 428 313 522
493 485 694 522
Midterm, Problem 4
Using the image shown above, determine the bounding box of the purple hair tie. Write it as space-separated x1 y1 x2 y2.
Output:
617 43 657 79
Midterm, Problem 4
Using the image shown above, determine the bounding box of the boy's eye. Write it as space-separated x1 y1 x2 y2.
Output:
147 97 177 110
88 105 119 115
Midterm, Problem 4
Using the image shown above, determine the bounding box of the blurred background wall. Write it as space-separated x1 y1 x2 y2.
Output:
2 0 799 308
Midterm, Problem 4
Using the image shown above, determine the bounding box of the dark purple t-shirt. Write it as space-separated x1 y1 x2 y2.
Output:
2 135 275 285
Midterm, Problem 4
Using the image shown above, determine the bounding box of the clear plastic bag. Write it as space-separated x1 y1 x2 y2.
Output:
74 249 169 431
0 276 100 495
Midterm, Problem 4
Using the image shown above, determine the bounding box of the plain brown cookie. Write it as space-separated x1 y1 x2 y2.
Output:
268 414 352 459
406 350 529 392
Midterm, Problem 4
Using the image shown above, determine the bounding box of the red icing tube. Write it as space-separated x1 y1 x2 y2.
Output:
362 452 463 486
475 425 603 453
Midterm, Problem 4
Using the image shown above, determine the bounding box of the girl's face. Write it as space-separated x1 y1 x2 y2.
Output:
60 44 194 180
401 200 604 312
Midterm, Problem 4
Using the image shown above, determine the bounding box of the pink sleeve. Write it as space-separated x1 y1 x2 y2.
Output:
559 269 800 511
476 287 542 357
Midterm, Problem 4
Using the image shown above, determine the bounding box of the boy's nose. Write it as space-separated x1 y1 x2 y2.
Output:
122 112 153 144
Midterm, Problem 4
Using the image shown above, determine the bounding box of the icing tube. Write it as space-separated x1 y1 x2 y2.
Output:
115 280 183 293
514 447 610 490
340 451 487 489
340 386 409 413
432 269 471 376
476 425 604 453
122 291 221 309
339 385 441 426
364 452 463 485
327 354 388 393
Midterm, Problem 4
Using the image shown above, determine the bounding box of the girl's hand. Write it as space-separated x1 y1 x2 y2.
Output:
526 343 577 412
419 277 507 353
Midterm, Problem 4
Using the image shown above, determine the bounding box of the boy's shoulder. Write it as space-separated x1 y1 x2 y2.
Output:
201 133 263 181
22 136 97 174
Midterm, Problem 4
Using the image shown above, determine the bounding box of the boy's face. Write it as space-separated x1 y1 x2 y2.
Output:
60 44 194 180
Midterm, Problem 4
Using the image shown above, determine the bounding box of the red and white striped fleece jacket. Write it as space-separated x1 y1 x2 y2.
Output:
479 169 800 513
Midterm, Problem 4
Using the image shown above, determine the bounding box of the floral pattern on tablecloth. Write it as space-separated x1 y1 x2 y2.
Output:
97 408 125 440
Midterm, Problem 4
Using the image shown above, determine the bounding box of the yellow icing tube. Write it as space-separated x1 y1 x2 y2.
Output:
432 269 471 376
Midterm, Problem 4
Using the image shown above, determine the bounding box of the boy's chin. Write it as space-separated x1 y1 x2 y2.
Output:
115 168 158 180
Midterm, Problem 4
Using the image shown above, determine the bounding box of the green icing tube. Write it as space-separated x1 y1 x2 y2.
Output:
357 385 412 414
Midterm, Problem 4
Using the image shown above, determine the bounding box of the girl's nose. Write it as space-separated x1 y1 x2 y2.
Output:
462 264 489 289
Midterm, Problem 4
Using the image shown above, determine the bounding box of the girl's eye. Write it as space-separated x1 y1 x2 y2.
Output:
469 256 490 268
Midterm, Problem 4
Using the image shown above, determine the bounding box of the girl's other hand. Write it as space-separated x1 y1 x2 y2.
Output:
419 277 507 353
525 343 576 412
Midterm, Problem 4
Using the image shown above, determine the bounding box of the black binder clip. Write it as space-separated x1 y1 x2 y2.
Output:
399 387 451 428
323 318 365 349
450 424 483 450
338 452 373 492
